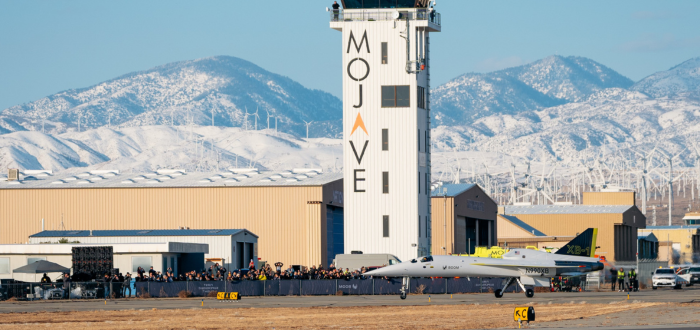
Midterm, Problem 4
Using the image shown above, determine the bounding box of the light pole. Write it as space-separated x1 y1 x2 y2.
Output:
443 187 447 255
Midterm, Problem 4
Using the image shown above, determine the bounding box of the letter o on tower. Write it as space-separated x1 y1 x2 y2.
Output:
347 58 370 81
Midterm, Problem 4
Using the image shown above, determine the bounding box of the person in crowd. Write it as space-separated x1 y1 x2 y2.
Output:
609 267 617 291
40 273 51 284
137 266 145 279
628 268 637 292
62 273 72 299
122 272 132 298
617 267 625 292
331 1 340 21
275 262 283 275
102 273 112 298
248 259 256 271
149 266 156 277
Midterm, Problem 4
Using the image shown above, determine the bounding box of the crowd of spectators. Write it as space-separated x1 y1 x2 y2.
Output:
133 260 377 282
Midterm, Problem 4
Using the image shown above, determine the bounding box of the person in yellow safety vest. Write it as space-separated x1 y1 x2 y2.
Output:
617 268 625 292
628 269 637 292
258 272 267 281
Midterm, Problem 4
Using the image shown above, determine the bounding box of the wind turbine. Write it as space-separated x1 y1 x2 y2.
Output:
687 138 700 210
254 107 260 130
266 110 271 130
633 143 658 215
243 107 250 130
656 148 685 226
303 120 312 139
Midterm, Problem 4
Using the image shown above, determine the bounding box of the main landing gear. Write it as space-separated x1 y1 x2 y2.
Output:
400 276 409 300
494 277 535 299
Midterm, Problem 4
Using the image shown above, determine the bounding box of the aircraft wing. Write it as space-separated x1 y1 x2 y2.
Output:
470 263 572 268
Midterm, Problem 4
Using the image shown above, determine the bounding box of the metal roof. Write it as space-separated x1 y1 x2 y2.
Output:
431 183 476 197
498 214 547 236
503 204 634 215
29 229 258 238
641 226 700 230
638 232 658 242
0 169 341 189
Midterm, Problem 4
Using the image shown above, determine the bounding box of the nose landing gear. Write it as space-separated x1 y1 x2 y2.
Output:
400 276 409 300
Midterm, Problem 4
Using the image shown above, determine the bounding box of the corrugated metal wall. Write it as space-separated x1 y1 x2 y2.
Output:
583 192 635 206
430 196 453 255
508 214 626 261
0 184 338 267
497 215 536 238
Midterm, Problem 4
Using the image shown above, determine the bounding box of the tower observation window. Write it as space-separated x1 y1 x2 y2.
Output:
381 86 410 107
383 215 390 237
381 42 388 64
383 171 389 194
382 128 389 150
417 86 426 109
342 0 427 9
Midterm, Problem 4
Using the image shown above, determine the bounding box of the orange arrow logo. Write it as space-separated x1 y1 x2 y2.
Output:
351 113 368 136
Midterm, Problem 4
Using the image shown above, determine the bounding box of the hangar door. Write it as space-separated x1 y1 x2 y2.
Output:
326 205 344 266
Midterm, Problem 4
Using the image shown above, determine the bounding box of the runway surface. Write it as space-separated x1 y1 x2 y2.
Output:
1 287 699 313
1 288 699 329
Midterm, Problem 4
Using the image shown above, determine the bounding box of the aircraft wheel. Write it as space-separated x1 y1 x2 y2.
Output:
525 288 534 298
652 286 657 290
674 284 682 290
400 292 407 300
494 289 503 298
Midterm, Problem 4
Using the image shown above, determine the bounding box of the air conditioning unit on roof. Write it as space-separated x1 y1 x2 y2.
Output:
8 169 19 181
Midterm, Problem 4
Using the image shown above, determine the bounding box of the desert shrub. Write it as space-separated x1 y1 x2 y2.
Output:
178 290 193 298
207 291 218 298
335 290 344 296
414 284 426 294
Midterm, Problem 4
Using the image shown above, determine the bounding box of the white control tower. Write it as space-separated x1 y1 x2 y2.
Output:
330 1 441 262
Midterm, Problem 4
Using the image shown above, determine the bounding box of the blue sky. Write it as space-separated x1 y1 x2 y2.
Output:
1 0 699 110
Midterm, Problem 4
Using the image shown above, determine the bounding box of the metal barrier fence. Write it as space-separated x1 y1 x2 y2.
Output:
0 281 132 300
132 278 520 298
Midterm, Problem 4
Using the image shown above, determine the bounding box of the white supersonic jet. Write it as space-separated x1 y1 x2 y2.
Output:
365 228 604 299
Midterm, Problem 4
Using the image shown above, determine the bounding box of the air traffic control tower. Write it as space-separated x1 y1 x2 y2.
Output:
330 0 441 262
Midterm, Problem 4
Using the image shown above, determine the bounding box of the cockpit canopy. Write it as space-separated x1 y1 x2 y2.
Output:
410 255 433 263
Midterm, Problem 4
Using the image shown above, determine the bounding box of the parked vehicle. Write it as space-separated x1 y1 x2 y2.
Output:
652 268 688 290
677 266 700 286
334 253 401 271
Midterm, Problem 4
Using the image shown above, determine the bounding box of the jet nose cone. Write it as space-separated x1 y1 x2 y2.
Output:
592 262 604 271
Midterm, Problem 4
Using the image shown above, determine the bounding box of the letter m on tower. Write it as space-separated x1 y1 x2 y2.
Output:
347 31 370 54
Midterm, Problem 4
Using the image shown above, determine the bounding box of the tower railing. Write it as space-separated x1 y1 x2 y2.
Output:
330 9 440 26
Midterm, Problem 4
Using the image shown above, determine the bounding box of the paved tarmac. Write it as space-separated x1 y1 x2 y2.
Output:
1 287 699 313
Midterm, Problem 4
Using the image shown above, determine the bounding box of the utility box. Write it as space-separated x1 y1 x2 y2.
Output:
7 169 19 181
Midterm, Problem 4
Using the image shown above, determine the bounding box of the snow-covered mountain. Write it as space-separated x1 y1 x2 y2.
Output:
1 54 699 178
431 88 700 165
0 56 342 138
631 57 700 98
431 55 634 125
0 126 343 173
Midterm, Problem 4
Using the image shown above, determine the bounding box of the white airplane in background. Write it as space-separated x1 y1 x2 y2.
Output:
365 228 604 299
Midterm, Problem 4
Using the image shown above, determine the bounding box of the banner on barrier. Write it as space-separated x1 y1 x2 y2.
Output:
337 279 373 295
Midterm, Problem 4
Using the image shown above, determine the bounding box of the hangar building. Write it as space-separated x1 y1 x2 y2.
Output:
430 184 497 255
0 169 343 268
28 229 258 272
500 192 646 261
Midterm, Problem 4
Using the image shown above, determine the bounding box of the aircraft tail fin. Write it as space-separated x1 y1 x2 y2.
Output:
554 228 597 257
